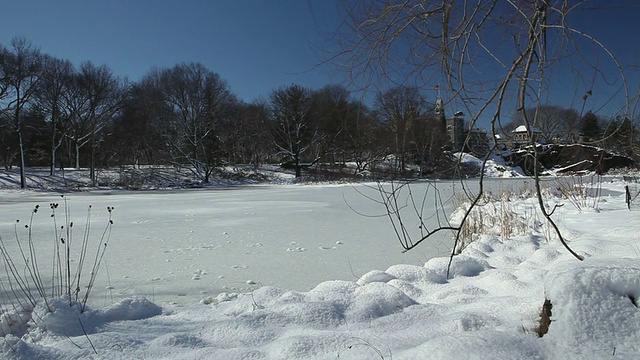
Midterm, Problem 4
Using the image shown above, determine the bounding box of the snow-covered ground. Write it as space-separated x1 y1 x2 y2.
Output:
0 183 461 308
1 170 640 359
456 152 527 177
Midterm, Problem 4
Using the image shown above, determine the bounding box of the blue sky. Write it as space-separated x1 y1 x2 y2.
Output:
1 1 639 128
0 0 344 103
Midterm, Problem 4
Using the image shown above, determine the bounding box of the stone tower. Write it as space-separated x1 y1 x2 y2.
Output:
434 97 446 133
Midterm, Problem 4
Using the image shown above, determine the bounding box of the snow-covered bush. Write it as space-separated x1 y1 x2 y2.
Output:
451 190 541 253
0 197 119 340
551 175 602 212
542 258 640 357
1 296 161 351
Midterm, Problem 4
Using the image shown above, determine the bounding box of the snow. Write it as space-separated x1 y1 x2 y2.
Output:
1 172 640 359
544 258 640 357
1 184 452 308
456 152 526 177
513 125 542 133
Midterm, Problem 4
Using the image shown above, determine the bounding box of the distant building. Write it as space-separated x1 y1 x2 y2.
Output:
446 114 465 151
494 125 544 150
435 97 488 155
512 125 542 142
465 127 489 156
434 97 446 130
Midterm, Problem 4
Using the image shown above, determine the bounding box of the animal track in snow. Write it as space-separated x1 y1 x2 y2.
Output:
286 247 306 252
192 269 207 280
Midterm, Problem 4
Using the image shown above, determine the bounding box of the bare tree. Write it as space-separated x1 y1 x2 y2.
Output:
141 63 238 183
236 101 273 168
0 46 8 104
374 86 427 175
0 48 15 169
36 55 74 175
106 83 167 168
62 61 124 185
0 38 43 188
0 115 18 170
509 104 580 144
310 84 350 167
308 85 382 176
81 62 125 186
412 111 449 176
270 84 319 178
343 102 378 174
336 1 634 272
61 68 91 169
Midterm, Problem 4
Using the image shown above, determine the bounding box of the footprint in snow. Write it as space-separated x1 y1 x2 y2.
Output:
192 269 207 280
286 247 306 252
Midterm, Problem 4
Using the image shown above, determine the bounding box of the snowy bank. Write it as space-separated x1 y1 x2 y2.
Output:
1 179 640 359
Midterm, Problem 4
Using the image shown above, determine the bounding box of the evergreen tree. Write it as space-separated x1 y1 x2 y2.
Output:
580 111 601 142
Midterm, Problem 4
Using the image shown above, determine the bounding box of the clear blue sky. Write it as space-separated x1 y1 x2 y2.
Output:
0 0 344 103
1 1 640 125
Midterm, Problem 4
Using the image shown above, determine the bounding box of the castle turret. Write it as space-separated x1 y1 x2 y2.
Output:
434 97 446 132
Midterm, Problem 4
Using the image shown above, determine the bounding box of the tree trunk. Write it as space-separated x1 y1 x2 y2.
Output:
75 141 81 169
294 150 302 178
50 145 57 176
90 129 96 186
18 131 26 189
50 111 58 176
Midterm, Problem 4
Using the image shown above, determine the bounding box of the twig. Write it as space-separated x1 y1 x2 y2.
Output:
78 318 98 354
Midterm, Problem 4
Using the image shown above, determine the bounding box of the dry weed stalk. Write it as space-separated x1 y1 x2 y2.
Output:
0 196 114 338
552 175 602 212
454 189 536 253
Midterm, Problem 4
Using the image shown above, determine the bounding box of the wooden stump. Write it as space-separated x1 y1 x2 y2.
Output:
536 299 552 337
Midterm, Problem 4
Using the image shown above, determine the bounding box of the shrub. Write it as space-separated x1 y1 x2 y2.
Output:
551 175 602 212
452 188 539 253
0 196 114 338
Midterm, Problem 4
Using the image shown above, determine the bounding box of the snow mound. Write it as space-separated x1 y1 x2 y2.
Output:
456 152 526 177
99 297 163 322
543 258 640 357
385 264 447 284
347 282 416 321
29 299 95 337
3 297 161 340
399 331 543 359
425 255 493 278
356 269 396 285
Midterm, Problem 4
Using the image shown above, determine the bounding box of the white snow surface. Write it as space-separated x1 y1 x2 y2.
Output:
1 176 640 359
456 152 527 177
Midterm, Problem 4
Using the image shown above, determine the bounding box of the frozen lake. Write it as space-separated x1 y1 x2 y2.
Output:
0 178 571 307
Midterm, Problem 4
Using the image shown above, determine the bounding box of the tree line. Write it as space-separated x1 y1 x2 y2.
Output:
503 104 640 159
1 38 638 188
